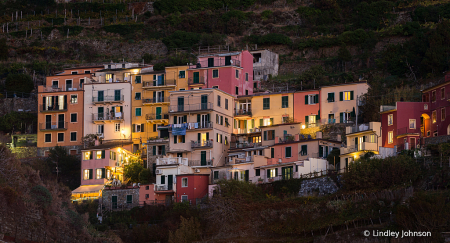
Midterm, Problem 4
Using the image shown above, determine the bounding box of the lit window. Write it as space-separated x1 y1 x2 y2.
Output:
83 169 91 180
388 131 393 144
182 178 188 187
369 134 376 143
432 110 437 123
84 151 91 160
115 123 121 132
388 114 393 126
409 119 416 129
344 91 352 101
268 169 276 178
96 169 103 179
96 151 102 159
70 95 77 104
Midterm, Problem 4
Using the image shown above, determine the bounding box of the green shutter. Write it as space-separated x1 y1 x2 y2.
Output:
362 136 366 142
286 147 291 157
275 168 278 177
141 124 144 132
305 95 308 105
301 145 307 155
315 94 319 103
182 135 185 143
267 169 271 178
339 92 343 101
214 171 219 179
89 169 93 179
173 116 177 124
350 91 354 100
206 132 209 140
183 115 187 123
305 116 309 126
260 119 263 127
340 112 344 123
161 175 165 184
198 133 201 142
89 151 93 160
251 119 255 128
162 145 165 155
153 146 156 155
132 124 135 133
127 195 132 203
272 130 275 140
270 118 274 125
264 131 267 140
197 114 201 122
174 135 177 144
101 168 106 179
319 145 323 157
271 148 274 158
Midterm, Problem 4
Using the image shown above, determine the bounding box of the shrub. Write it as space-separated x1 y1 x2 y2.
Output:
247 33 292 45
168 216 201 243
124 162 144 183
5 73 34 93
102 24 144 36
0 38 7 60
58 26 84 36
30 185 52 209
261 10 273 19
162 31 200 49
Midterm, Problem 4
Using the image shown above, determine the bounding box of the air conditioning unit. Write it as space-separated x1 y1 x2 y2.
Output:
195 169 200 173
155 169 162 175
278 159 282 163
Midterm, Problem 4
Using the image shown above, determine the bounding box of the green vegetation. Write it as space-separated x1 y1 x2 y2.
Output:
4 73 34 93
46 146 81 190
30 185 53 209
123 162 153 184
0 111 36 134
0 38 7 60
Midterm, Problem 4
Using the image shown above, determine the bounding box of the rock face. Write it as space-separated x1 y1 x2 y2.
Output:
298 177 338 197
0 97 37 116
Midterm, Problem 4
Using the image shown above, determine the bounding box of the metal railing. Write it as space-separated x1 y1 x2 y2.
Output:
278 134 294 143
235 109 252 116
188 160 213 166
188 76 206 85
40 104 67 112
43 85 81 92
186 121 213 130
92 95 124 103
142 79 176 88
232 142 262 149
142 97 168 104
147 137 169 143
39 122 68 130
191 140 213 148
328 119 336 124
92 113 124 121
348 124 370 133
397 127 419 136
155 184 171 191
327 98 335 103
193 57 241 68
170 103 213 112
156 157 188 166
146 113 169 120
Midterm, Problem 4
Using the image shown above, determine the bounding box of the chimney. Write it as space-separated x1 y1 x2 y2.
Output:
337 134 341 142
316 131 322 139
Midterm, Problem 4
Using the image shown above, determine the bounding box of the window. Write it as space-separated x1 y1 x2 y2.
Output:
369 134 376 143
212 86 218 89
256 169 260 176
235 87 239 95
343 91 353 101
212 69 219 78
57 133 64 142
174 135 185 144
181 195 188 202
267 169 276 178
83 169 92 180
217 133 222 143
409 119 416 129
305 94 319 105
84 70 90 74
127 195 132 204
424 104 428 110
327 93 335 102
388 114 393 126
285 147 292 158
270 148 274 158
84 151 91 160
115 123 121 132
217 95 221 107
214 171 219 179
225 99 228 110
96 151 102 159
145 194 149 199
145 185 149 190
135 75 141 83
282 96 288 108
300 145 307 156
106 73 113 82
110 151 116 160
442 108 446 121
70 132 77 142
96 168 105 179
235 70 239 78
135 108 142 116
70 95 77 104
179 71 185 78
432 91 436 102
182 178 188 187
264 130 275 140
432 110 437 123
263 98 270 110
97 124 104 134
225 118 229 127
71 113 77 123
442 88 445 100
79 78 84 88
388 131 393 144
71 71 78 74
225 136 228 145
44 134 51 143
135 92 141 100
135 124 141 133
245 73 248 81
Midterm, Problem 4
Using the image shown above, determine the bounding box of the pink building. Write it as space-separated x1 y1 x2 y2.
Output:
293 90 321 125
175 174 209 205
187 51 254 96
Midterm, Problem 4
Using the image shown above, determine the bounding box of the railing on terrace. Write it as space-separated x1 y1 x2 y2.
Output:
233 142 262 148
146 113 169 120
142 97 168 104
92 113 124 121
235 109 252 116
188 76 206 85
348 124 370 133
43 85 82 92
397 127 419 136
142 79 176 88
40 104 67 112
156 157 188 166
186 121 213 130
155 184 170 191
278 135 294 143
92 95 124 103
39 122 68 130
188 160 213 166
191 140 213 148
169 103 213 112
193 58 241 69
328 119 336 124
147 137 169 143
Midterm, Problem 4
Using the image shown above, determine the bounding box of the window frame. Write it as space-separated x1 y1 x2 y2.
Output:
70 131 77 142
70 113 78 123
281 96 288 108
212 69 219 78
181 178 188 187
442 108 446 121
44 133 52 143
441 88 445 100
432 110 437 123
343 91 352 101
388 114 393 126
179 70 186 79
181 195 188 202
235 69 239 79
70 94 78 104
432 90 436 102
285 147 292 158
245 72 248 81
263 98 270 110
57 132 64 142
115 123 121 132
135 92 141 100
135 107 142 117
388 131 393 144
409 119 416 129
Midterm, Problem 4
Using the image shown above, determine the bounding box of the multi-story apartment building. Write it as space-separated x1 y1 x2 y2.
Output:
293 89 321 126
37 65 102 156
250 49 279 82
320 81 369 124
187 51 254 96
339 122 382 171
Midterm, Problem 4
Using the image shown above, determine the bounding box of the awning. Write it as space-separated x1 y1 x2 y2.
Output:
72 184 104 194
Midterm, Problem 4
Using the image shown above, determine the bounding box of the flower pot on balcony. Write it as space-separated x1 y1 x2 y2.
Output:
268 178 274 183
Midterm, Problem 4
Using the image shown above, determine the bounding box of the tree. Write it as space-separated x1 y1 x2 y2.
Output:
139 169 154 184
142 53 153 64
327 148 340 169
124 162 144 183
47 146 80 190
0 112 37 134
5 73 34 93
168 216 201 243
0 38 8 60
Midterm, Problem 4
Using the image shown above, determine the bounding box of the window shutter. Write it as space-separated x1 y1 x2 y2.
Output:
339 92 343 101
272 130 275 140
183 115 187 123
161 175 165 184
305 116 309 126
141 124 145 132
89 151 93 160
271 148 274 158
120 106 123 113
153 124 157 132
305 95 308 105
275 168 278 176
64 95 67 109
216 114 219 123
267 169 270 178
198 133 201 142
206 114 210 121
363 136 366 142
319 145 323 157
101 168 106 178
182 135 185 143
174 135 177 144
153 146 156 156
42 97 46 108
206 132 209 140
316 114 320 123
132 124 135 133
340 112 344 123
315 94 319 103
251 119 255 128
197 114 200 122
264 131 267 140
173 116 177 124
270 118 274 125
89 169 93 179
350 91 354 100
102 150 105 159
162 145 165 155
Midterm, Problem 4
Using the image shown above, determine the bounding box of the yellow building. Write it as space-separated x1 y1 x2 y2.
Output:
131 66 190 167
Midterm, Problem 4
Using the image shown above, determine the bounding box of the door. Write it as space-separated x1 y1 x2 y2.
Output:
168 175 173 190
112 196 117 209
193 72 199 84
98 107 104 120
201 151 206 166
58 114 64 129
355 137 358 151
409 138 416 149
156 107 162 119
178 97 184 111
225 56 231 66
98 91 104 102
46 115 51 129
201 114 209 128
114 90 121 101
201 95 208 110
66 80 72 90
282 166 293 180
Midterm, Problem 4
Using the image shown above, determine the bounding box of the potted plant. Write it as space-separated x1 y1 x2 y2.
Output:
258 178 263 184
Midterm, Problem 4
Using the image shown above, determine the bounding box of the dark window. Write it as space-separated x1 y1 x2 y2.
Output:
126 195 132 204
70 132 77 141
225 99 228 110
256 169 260 176
45 134 51 142
235 70 239 78
179 71 185 78
285 147 292 158
282 96 288 108
217 95 221 107
71 71 78 74
214 171 219 179
71 113 77 122
57 133 64 142
213 69 219 78
84 70 90 74
235 87 239 95
135 92 141 100
245 73 249 81
135 76 141 83
263 98 270 110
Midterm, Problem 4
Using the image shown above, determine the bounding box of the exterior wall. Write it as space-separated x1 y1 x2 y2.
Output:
293 90 320 125
57 66 103 75
422 82 450 136
165 66 190 91
260 123 301 147
251 50 279 81
250 93 294 129
83 82 132 141
175 174 209 205
102 187 140 209
320 82 369 124
139 184 156 204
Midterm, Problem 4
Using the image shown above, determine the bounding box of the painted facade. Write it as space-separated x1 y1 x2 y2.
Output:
293 90 321 126
175 174 210 205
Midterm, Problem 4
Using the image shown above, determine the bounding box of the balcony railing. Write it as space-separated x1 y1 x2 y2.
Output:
92 113 124 121
142 97 168 104
233 128 261 134
348 124 370 134
327 98 335 103
155 184 170 191
92 95 124 103
43 84 82 92
147 137 169 144
188 160 213 166
142 79 176 88
397 127 419 136
170 103 213 112
278 135 295 143
192 58 241 69
156 157 188 166
186 122 213 130
340 142 378 154
233 142 262 149
191 140 213 148
146 113 169 120
188 76 206 85
40 104 67 112
235 109 252 116
39 122 68 131
328 119 336 124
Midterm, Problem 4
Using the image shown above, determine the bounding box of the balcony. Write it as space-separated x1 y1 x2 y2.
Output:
191 57 241 69
340 142 378 154
233 128 261 135
92 113 124 122
147 137 169 144
40 104 67 113
142 97 169 105
39 122 68 131
328 119 336 124
191 140 213 149
228 156 254 164
234 109 252 117
327 98 335 103
146 113 169 121
277 134 295 143
156 157 188 166
232 142 262 149
92 95 124 104
142 79 176 89
42 85 81 92
155 184 173 192
188 76 206 86
188 160 213 167
169 103 213 113
186 122 213 130
397 127 420 137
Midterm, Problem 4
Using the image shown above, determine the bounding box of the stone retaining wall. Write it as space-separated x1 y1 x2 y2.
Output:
298 176 338 197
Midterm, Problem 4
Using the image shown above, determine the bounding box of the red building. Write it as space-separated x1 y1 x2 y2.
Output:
293 89 321 126
175 174 209 205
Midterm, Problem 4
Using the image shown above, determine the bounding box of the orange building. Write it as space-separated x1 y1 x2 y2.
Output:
37 66 103 156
